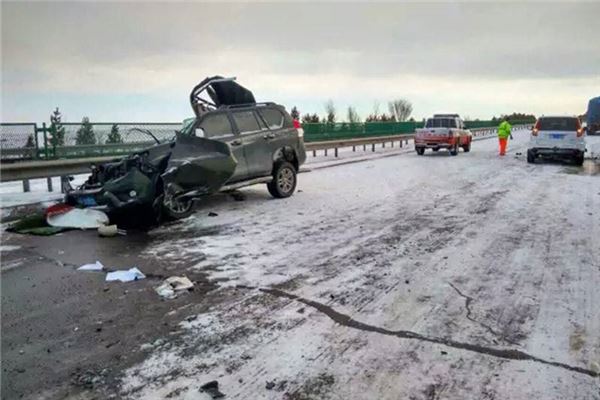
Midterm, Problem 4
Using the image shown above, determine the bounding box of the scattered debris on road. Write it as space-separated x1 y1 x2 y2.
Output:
97 224 126 237
77 261 105 271
155 276 194 299
6 214 68 236
105 267 146 282
208 212 219 217
46 205 109 229
200 380 225 399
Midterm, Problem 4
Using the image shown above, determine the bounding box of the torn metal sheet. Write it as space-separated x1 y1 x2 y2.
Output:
161 135 237 199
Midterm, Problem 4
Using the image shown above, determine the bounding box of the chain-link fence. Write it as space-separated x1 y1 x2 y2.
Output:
0 123 39 161
0 122 182 161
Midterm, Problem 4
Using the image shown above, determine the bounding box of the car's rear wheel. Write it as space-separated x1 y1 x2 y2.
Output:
416 147 425 156
267 161 297 198
161 193 194 219
573 152 584 166
527 149 536 164
432 148 439 152
450 142 459 156
462 141 471 152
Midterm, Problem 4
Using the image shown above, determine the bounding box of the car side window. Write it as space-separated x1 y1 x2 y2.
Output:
258 108 285 130
198 114 234 138
232 111 262 134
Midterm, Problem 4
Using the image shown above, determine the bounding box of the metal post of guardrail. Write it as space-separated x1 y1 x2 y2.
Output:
22 179 30 192
42 122 49 160
33 123 40 160
334 147 338 157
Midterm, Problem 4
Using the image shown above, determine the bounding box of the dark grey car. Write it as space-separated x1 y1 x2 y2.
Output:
66 76 306 221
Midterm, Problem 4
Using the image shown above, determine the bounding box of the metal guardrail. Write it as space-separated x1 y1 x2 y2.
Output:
1 120 535 162
0 126 519 186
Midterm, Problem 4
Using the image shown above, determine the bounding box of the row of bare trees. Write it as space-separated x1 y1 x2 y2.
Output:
298 99 413 124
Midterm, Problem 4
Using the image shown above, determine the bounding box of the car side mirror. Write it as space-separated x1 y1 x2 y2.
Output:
195 128 205 138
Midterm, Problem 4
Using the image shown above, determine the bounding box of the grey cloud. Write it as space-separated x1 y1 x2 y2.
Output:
2 1 599 81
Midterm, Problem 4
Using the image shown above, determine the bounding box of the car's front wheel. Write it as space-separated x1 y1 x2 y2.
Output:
573 151 584 166
416 147 425 155
267 161 297 198
161 193 194 219
527 149 536 164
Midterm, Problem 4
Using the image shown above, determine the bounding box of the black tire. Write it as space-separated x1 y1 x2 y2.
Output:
416 147 425 156
527 149 536 164
450 143 459 156
462 141 471 152
161 193 194 220
432 148 439 152
573 152 584 166
267 161 297 198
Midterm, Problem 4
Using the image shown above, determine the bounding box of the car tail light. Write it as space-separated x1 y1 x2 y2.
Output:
293 119 304 138
532 120 541 136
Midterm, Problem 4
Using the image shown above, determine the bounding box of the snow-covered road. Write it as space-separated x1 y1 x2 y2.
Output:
118 131 599 399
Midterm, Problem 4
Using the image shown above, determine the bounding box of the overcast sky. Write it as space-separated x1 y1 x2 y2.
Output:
2 1 599 123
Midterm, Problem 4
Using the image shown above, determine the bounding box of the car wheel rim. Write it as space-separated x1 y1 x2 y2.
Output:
164 195 191 214
277 167 294 193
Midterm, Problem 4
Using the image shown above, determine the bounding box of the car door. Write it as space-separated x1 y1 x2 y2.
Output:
196 112 249 182
231 110 273 178
257 107 297 161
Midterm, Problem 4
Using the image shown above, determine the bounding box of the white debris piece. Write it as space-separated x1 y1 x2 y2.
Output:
47 208 109 229
155 276 194 299
78 261 104 271
105 267 146 282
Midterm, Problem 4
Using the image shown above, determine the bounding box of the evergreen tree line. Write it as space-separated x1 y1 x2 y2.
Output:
24 107 125 148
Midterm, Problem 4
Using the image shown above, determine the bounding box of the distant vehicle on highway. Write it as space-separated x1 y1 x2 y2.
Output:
66 76 306 220
414 114 472 156
527 116 586 165
586 96 600 135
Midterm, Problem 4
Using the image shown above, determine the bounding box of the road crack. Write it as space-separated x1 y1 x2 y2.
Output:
447 282 518 345
248 286 598 378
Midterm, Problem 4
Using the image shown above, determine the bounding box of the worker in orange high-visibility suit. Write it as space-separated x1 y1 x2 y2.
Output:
497 118 513 156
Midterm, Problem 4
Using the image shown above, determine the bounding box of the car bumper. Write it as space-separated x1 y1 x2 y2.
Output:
414 140 455 149
529 147 584 157
65 189 146 213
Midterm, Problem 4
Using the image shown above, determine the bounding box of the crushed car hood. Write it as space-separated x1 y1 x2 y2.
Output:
66 135 237 209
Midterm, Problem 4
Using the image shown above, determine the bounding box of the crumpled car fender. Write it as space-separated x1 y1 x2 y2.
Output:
161 135 237 198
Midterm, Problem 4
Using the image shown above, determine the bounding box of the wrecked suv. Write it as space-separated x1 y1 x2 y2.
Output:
65 76 306 220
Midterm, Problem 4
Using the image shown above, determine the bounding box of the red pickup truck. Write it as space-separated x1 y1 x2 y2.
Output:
414 114 472 156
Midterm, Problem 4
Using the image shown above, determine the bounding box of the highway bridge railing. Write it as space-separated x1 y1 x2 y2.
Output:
0 125 531 194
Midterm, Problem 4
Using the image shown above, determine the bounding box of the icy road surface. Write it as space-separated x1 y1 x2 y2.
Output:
2 131 599 400
123 131 600 399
